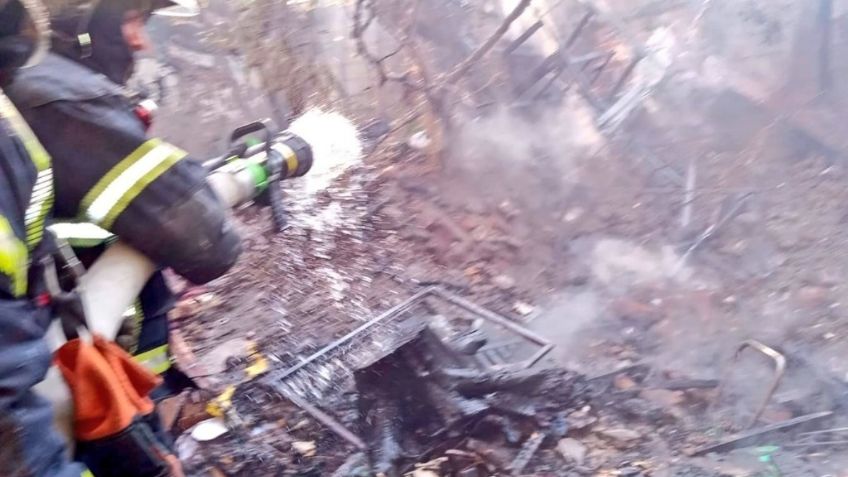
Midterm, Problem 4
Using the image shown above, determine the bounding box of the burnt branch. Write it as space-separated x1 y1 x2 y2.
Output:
441 0 533 86
357 0 535 157
352 0 417 87
377 45 404 64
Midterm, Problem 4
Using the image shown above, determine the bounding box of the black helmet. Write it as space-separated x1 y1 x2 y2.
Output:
45 0 198 84
0 0 49 77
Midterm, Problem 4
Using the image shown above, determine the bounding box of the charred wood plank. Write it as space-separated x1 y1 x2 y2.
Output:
443 367 579 398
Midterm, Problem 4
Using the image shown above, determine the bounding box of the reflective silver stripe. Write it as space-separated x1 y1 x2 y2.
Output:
0 91 52 252
24 168 53 247
25 169 52 223
85 143 180 224
50 222 114 243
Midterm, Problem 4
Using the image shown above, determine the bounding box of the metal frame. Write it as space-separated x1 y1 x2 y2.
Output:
262 286 555 449
504 3 645 115
790 426 848 449
428 287 553 369
714 339 787 429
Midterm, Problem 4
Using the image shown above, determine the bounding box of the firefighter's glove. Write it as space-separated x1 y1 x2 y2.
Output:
54 335 185 477
50 290 88 340
115 315 138 353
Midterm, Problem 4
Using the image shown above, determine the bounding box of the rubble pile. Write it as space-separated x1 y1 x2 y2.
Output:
173 300 584 476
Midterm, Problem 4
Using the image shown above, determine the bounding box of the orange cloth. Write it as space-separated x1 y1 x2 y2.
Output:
54 335 162 441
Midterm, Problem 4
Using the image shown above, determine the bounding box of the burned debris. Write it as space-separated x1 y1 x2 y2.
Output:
174 285 848 476
175 290 586 476
144 0 848 475
353 328 581 476
259 287 576 475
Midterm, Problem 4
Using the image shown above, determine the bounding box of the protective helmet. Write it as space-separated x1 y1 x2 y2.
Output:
0 0 50 71
44 0 199 84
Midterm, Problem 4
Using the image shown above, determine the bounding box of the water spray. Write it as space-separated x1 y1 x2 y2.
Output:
205 109 362 231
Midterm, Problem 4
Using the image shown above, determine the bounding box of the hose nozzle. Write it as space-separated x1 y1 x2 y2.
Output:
271 131 313 180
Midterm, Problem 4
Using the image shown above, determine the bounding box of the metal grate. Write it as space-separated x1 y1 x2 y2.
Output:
258 287 555 448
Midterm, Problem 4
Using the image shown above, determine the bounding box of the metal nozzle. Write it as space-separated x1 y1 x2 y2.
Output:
272 131 313 180
204 124 314 227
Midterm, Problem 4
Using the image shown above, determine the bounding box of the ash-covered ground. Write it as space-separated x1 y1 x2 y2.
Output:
142 1 848 475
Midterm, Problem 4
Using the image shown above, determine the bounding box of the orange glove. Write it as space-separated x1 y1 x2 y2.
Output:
55 335 184 477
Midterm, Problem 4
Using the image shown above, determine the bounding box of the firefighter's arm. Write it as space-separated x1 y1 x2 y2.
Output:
28 96 242 284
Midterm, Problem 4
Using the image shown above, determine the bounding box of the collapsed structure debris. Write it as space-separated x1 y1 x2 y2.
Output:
254 287 568 475
353 327 580 475
173 290 583 475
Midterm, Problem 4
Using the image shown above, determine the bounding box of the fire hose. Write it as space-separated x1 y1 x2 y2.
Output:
36 119 320 445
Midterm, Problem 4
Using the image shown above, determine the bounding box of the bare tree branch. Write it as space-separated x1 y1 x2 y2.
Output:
352 0 417 86
442 0 533 86
353 0 535 157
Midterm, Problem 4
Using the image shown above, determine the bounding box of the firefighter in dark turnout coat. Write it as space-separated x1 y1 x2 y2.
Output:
5 0 239 393
0 0 94 474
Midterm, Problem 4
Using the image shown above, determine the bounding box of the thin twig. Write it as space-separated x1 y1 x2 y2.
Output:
352 0 421 89
442 0 533 85
356 0 535 145
377 45 403 63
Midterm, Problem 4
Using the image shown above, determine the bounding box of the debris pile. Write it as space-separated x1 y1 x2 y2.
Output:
149 0 848 475
354 328 582 476
174 291 586 476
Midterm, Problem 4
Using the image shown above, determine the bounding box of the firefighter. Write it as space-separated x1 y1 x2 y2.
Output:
0 0 96 475
4 1 242 475
4 0 234 399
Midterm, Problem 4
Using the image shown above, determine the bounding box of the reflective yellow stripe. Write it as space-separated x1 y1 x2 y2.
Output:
80 139 187 229
134 344 171 374
24 168 54 247
82 470 95 477
273 141 299 177
277 143 300 177
0 216 27 297
0 93 49 171
0 92 54 249
80 140 160 212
